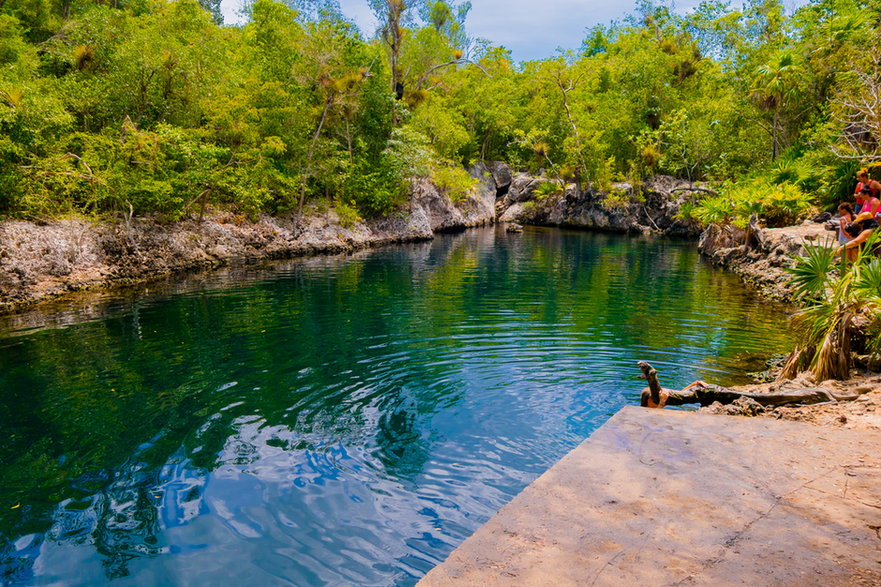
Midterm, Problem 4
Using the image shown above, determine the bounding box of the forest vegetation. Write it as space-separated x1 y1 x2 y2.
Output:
0 0 880 227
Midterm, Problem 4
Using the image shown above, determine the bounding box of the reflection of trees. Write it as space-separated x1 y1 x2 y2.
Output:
0 227 796 580
0 236 474 579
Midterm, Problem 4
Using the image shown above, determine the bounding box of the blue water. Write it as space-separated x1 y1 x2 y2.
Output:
0 227 794 585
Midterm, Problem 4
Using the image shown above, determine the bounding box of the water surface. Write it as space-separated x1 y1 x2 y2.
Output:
0 227 795 585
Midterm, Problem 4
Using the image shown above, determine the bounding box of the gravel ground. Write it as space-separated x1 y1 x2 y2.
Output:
700 371 881 432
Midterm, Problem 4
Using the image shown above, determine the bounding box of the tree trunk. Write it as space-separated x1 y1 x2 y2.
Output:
383 0 406 123
297 95 334 222
772 110 779 160
554 72 589 188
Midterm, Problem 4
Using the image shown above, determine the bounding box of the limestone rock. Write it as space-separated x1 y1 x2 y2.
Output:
700 396 767 417
489 162 512 194
0 177 497 309
495 174 703 238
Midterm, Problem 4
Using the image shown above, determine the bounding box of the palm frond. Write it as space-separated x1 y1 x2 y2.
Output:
777 345 814 380
786 240 837 300
811 311 853 381
855 257 881 295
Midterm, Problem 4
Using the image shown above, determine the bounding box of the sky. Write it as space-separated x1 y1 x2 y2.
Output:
220 0 808 63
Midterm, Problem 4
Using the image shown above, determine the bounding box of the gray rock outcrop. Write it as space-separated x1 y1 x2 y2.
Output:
0 176 498 310
697 219 832 300
496 174 703 237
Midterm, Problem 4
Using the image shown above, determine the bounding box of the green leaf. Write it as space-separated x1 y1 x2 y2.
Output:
786 240 837 300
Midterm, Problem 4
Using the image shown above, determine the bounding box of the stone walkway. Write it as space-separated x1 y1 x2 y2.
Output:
419 407 881 586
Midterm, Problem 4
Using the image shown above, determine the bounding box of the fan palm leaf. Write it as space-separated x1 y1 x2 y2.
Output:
785 239 838 300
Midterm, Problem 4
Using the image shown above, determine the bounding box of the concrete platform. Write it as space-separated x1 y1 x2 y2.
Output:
419 407 881 586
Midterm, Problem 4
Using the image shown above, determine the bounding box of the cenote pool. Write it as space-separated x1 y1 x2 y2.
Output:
0 227 796 585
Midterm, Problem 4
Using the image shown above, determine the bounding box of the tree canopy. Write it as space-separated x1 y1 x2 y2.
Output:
0 0 879 221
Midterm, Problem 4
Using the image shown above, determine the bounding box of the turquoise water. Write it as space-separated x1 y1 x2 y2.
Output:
0 227 795 585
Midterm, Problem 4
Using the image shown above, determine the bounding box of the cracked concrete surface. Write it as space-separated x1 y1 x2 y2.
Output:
419 407 881 586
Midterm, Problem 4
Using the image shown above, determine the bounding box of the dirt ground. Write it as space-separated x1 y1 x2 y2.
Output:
700 370 881 432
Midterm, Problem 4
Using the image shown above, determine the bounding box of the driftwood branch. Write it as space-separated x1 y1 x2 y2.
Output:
638 361 858 409
642 205 661 231
637 361 664 406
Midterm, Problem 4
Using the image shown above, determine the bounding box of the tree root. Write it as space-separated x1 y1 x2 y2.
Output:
638 361 858 409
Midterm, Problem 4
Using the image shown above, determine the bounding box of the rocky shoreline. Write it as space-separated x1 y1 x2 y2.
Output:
699 370 881 430
501 179 879 432
696 219 832 302
2 167 877 432
0 170 501 313
0 167 704 312
495 172 703 238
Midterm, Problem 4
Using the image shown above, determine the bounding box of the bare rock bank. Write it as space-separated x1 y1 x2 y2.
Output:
697 219 831 301
697 371 881 433
0 176 496 311
496 174 703 237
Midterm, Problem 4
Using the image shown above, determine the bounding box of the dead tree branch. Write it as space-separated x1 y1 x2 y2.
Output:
637 361 858 409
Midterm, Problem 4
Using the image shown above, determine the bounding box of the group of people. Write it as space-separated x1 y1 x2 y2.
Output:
836 168 881 261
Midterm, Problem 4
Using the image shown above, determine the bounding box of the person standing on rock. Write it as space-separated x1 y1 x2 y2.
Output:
854 169 881 215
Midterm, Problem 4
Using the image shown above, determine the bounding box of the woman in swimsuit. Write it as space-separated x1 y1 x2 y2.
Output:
854 169 881 215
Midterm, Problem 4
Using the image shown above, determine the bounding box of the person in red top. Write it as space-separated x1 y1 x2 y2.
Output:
854 168 881 215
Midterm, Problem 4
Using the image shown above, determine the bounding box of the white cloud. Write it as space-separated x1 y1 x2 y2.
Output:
465 0 630 60
221 0 247 24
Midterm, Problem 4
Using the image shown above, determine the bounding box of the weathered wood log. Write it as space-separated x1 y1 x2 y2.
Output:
638 361 858 408
663 384 856 407
637 361 664 407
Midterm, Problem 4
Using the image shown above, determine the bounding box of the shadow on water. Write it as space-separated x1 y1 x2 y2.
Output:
0 227 795 585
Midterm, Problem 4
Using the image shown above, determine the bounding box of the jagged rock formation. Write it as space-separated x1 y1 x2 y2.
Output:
493 171 703 237
412 163 497 232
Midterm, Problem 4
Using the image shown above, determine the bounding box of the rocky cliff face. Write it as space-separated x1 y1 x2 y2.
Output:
697 220 832 301
4 162 797 310
0 176 497 310
492 170 703 238
412 163 497 232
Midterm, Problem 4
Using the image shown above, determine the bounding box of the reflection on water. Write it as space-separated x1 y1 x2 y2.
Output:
0 227 794 585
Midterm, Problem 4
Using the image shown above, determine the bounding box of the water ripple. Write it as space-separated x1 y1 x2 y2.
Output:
0 228 795 585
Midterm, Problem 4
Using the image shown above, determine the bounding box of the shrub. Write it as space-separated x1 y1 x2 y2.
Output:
335 200 362 228
341 158 408 217
784 236 881 380
533 181 563 201
601 186 642 211
688 180 815 228
431 166 477 202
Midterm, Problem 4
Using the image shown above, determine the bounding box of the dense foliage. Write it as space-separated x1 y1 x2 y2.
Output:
786 236 881 379
1 0 880 221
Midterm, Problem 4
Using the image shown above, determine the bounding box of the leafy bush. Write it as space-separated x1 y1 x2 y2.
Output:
341 156 408 217
688 180 815 228
601 186 642 211
431 166 477 202
784 236 881 380
533 181 563 201
335 200 362 228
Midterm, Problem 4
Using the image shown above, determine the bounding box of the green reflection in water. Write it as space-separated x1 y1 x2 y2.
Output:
0 227 794 585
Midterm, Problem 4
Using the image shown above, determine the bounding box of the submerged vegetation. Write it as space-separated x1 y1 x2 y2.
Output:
0 0 879 223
